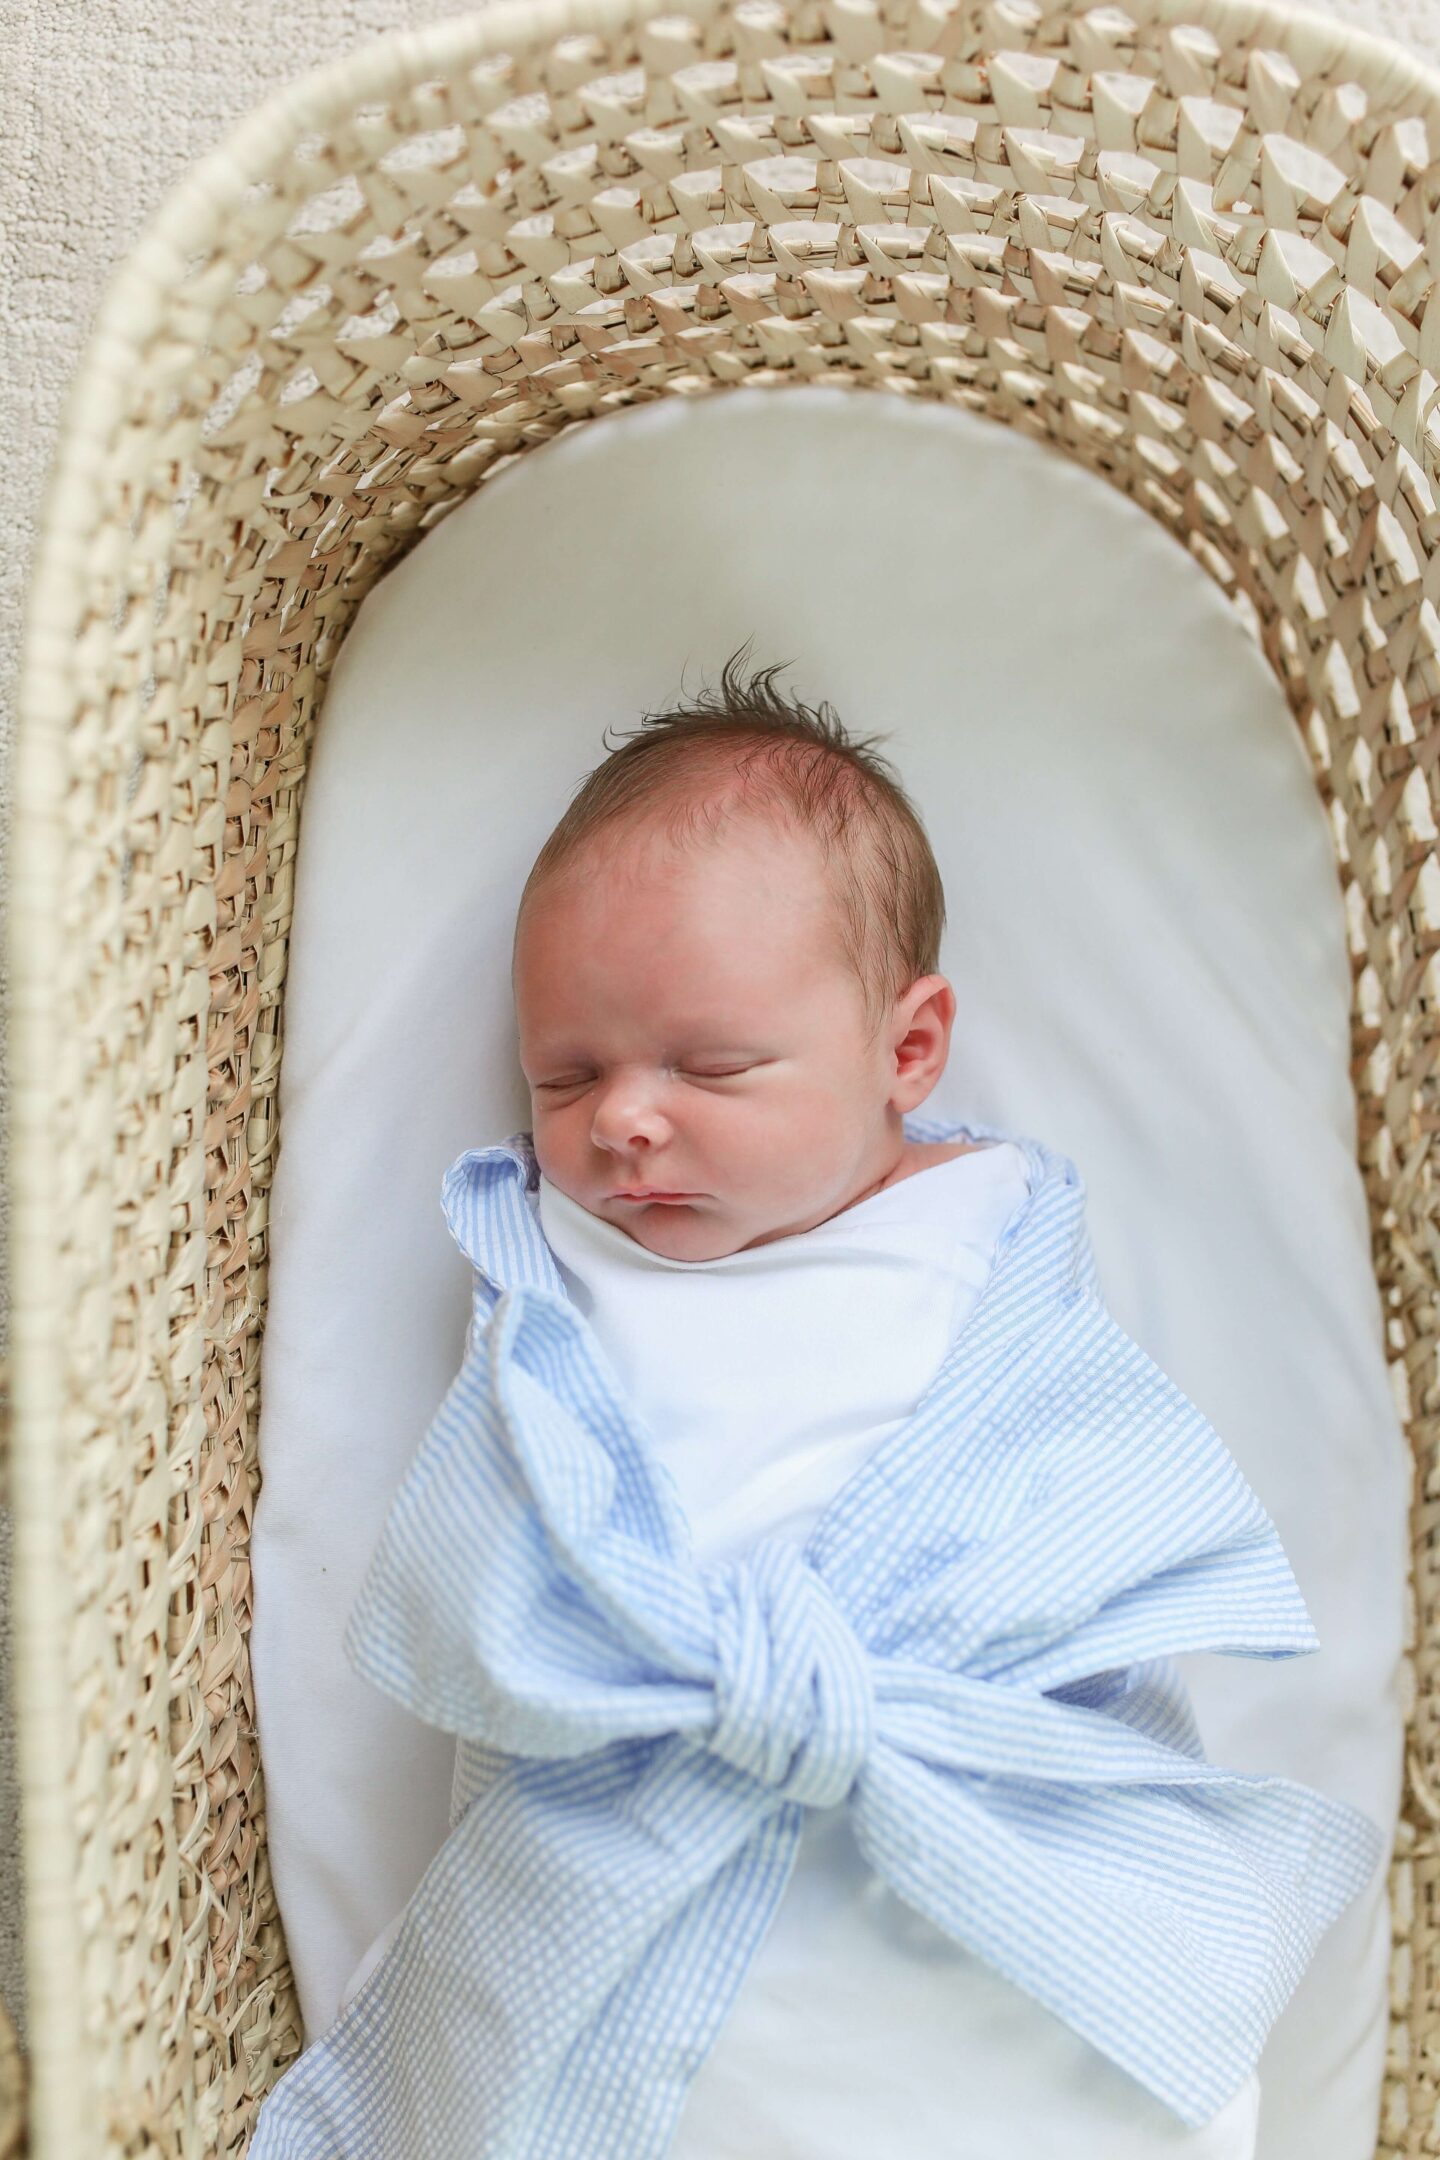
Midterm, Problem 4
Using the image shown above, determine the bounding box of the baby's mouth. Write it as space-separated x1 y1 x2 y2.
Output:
611 1188 700 1203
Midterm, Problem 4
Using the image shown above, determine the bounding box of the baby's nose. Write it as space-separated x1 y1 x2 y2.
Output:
590 1077 672 1145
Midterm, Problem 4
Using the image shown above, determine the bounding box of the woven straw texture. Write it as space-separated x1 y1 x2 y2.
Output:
10 0 1440 2151
0 0 505 2070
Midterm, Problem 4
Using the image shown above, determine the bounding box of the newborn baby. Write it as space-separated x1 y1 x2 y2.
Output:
503 682 1264 2156
511 668 1029 1569
254 658 1379 2160
511 688 979 1269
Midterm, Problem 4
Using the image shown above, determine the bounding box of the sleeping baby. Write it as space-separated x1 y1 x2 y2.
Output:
246 650 1385 2160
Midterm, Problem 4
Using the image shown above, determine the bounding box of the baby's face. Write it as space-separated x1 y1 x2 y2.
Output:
513 821 933 1260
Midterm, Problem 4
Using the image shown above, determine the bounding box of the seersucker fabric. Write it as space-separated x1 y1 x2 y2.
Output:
520 1135 1265 2160
246 1110 1386 2160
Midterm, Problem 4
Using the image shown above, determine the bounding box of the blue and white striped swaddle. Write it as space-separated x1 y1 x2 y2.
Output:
247 1114 1386 2160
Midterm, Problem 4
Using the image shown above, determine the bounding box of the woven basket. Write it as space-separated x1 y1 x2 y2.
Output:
7 0 1439 2150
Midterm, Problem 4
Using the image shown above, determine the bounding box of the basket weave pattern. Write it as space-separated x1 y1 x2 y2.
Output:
10 0 1440 2150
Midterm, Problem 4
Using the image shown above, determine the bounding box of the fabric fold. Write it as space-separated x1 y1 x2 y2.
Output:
247 1117 1386 2160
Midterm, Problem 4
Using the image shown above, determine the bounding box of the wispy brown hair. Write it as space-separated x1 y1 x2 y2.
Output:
513 643 948 1045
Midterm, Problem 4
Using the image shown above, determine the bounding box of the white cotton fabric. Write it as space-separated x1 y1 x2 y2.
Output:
534 1140 1262 2160
534 1146 1027 1565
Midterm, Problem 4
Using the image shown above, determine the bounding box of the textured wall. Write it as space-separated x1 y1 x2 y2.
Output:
1 0 1434 2057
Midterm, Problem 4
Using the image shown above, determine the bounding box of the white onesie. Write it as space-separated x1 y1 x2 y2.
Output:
343 1140 1263 2158
537 1144 1030 1566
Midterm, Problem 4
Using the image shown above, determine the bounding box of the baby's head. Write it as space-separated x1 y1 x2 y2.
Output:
511 649 955 1260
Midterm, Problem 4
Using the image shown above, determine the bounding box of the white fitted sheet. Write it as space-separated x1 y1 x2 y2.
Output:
249 382 1407 2159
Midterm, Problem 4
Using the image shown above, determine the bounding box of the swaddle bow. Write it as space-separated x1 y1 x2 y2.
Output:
248 1115 1386 2160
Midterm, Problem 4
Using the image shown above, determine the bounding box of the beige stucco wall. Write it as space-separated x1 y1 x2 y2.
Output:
0 0 1433 2059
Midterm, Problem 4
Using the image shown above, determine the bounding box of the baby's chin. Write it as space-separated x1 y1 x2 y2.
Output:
611 1200 747 1262
610 1198 805 1262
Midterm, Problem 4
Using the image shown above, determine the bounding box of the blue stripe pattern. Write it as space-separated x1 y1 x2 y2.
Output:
248 1113 1387 2158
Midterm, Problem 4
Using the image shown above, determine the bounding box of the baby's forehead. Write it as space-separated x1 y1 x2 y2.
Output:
530 826 830 925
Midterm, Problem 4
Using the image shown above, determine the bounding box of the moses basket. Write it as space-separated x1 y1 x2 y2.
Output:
13 0 1440 2149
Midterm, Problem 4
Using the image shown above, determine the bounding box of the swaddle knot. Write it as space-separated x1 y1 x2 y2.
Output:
700 1537 874 1808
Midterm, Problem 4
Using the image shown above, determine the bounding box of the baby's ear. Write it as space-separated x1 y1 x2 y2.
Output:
889 975 956 1103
